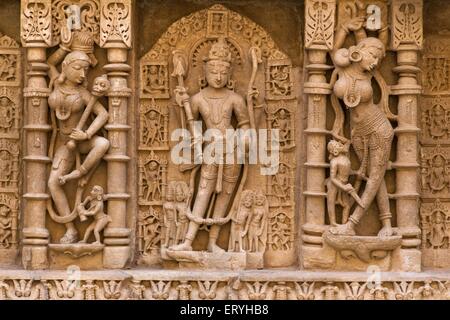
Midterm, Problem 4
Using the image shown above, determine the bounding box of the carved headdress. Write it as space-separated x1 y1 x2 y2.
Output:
69 30 98 67
204 37 232 64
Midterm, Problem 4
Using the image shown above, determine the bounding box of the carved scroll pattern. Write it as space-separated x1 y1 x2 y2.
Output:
305 0 335 50
392 0 423 49
100 0 131 48
21 0 52 46
51 0 100 46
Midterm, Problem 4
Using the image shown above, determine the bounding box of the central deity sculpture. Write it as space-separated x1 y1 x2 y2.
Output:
170 38 254 253
46 31 110 244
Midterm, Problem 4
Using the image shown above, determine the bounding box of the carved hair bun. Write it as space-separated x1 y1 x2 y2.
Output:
333 48 351 67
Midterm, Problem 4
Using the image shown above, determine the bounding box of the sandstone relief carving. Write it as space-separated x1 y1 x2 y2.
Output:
0 0 449 302
138 4 297 269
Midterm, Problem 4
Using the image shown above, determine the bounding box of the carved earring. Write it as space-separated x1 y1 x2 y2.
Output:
198 76 207 88
227 79 235 91
349 47 362 63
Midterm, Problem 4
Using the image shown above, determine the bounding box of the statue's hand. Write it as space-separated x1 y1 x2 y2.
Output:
247 87 259 101
174 86 189 107
70 129 89 141
345 16 365 32
343 183 354 193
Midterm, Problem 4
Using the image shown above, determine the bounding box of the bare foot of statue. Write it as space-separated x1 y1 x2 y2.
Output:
169 242 193 251
329 221 356 236
377 225 393 238
207 242 225 254
59 170 82 185
60 229 78 244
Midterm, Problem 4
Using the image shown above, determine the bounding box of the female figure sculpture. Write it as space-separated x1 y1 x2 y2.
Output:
329 16 394 237
47 34 110 244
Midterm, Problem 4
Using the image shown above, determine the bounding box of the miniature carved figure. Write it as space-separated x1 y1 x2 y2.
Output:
46 32 110 244
174 181 190 244
138 207 161 254
329 16 394 237
268 64 291 97
0 150 12 183
229 190 254 252
430 210 448 249
77 186 111 245
143 160 162 202
162 182 177 247
143 64 168 96
170 37 254 253
326 140 364 226
0 97 13 131
245 191 268 252
272 109 291 148
268 213 292 251
271 163 290 204
0 204 11 248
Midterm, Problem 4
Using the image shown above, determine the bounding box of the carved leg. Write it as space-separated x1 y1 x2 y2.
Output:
48 146 78 243
60 136 110 184
93 218 109 245
170 170 216 251
326 182 338 226
330 144 390 236
79 223 95 243
208 164 241 253
376 180 393 237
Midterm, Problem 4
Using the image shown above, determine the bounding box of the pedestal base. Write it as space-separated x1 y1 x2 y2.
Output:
22 246 48 270
162 248 247 270
103 246 131 269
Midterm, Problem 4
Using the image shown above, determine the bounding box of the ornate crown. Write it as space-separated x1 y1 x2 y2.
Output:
204 37 232 63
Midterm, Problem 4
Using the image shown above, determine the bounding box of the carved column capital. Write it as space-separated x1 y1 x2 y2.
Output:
391 0 423 50
20 0 52 47
305 0 335 51
100 0 132 49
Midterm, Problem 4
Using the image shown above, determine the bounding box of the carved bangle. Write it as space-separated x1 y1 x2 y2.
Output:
379 212 392 221
60 44 71 52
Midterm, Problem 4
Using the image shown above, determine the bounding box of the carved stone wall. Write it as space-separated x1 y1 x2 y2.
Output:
0 0 450 300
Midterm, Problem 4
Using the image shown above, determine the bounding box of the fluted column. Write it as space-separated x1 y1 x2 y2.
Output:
100 0 132 268
20 0 52 269
390 0 423 272
302 0 335 268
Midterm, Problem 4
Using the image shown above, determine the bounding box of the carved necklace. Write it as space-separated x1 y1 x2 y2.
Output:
201 91 231 125
342 70 366 109
54 85 81 121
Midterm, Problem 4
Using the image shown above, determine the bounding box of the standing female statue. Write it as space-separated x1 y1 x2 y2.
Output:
329 16 394 237
46 32 110 244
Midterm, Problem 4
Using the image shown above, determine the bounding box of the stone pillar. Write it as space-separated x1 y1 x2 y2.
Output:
302 0 335 268
100 0 132 269
390 0 423 272
20 0 52 269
